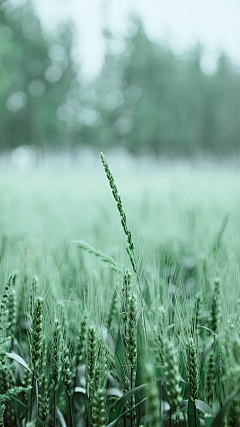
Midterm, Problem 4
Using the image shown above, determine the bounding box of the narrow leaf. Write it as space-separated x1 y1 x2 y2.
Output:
74 387 86 394
135 315 148 425
210 388 239 427
195 399 213 416
6 353 32 373
108 384 146 422
57 407 67 427
107 397 148 427
114 331 128 386
106 388 123 398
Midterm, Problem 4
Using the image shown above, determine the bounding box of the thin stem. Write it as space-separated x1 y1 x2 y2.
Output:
75 368 78 389
73 368 78 405
130 366 133 427
29 369 35 421
68 393 74 427
54 389 56 427
86 388 91 427
170 408 172 427
194 403 197 427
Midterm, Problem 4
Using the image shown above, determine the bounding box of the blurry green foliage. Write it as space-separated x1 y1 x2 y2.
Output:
0 3 239 157
0 0 80 149
95 16 240 157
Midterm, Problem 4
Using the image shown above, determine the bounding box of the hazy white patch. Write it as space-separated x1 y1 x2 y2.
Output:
57 104 74 121
200 51 219 75
11 146 37 170
48 44 65 62
79 108 102 127
105 90 124 110
45 65 62 83
125 85 142 102
114 115 133 134
6 91 28 112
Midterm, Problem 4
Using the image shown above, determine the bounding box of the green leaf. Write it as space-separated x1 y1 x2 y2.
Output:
205 416 214 427
201 337 214 368
10 395 26 409
187 396 201 427
6 353 32 373
30 379 38 421
108 384 146 423
114 331 128 387
107 396 148 427
106 388 123 398
180 400 188 411
210 387 239 427
74 387 86 394
56 407 67 427
195 399 213 416
135 315 148 425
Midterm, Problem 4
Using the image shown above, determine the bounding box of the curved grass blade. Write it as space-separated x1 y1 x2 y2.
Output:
135 315 148 425
195 400 213 416
107 396 148 427
7 353 32 373
108 384 146 423
210 388 239 427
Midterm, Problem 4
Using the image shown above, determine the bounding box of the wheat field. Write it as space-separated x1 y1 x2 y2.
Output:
0 157 239 426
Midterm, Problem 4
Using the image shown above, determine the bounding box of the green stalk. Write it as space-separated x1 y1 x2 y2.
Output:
68 394 74 427
29 369 35 421
54 389 56 427
194 404 197 427
130 366 133 427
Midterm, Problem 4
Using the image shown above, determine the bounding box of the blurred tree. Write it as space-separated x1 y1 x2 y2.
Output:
0 4 239 157
92 15 240 157
0 0 80 150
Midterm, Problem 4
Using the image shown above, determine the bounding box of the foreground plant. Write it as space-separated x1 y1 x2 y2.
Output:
51 319 61 427
29 297 43 420
164 339 182 419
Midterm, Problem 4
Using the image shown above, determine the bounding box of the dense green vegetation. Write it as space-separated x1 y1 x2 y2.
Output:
0 0 239 157
0 157 239 426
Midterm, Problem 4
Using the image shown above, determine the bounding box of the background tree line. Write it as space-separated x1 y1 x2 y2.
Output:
0 0 239 157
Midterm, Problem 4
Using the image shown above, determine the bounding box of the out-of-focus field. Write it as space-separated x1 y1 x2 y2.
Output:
1 163 239 305
1 165 239 246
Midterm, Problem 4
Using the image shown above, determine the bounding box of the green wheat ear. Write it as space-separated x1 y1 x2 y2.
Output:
211 277 220 336
51 319 61 391
100 152 138 277
107 286 118 330
31 297 43 370
164 339 182 415
75 313 88 368
92 388 105 427
145 363 160 427
61 341 72 396
87 326 97 396
186 337 198 401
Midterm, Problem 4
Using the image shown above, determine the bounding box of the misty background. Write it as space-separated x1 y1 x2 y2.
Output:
0 0 240 168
